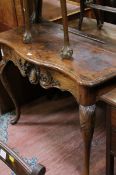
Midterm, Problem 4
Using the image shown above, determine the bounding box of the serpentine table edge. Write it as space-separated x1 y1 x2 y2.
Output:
0 21 116 175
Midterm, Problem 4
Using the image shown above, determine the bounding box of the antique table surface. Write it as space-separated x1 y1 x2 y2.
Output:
0 21 116 175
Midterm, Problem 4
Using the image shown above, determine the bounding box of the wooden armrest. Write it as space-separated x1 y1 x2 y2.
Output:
0 141 46 175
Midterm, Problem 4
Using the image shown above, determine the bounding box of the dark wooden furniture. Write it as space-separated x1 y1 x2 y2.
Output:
78 0 116 30
100 89 116 175
78 0 103 30
0 141 46 175
0 21 115 175
103 0 116 24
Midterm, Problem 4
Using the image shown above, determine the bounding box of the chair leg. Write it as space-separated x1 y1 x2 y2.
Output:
100 0 105 25
31 0 43 24
60 0 73 59
93 0 103 29
23 0 32 43
78 0 85 30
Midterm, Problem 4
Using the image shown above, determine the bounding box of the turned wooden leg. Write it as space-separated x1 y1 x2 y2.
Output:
23 0 32 43
0 62 21 125
79 104 96 175
60 0 73 59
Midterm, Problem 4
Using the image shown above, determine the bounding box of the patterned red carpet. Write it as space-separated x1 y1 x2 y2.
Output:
0 92 115 175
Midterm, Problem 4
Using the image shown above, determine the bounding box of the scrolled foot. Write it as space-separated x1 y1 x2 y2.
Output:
60 46 73 59
23 31 32 44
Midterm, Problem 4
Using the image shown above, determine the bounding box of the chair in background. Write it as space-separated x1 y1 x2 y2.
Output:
78 0 116 30
0 141 46 175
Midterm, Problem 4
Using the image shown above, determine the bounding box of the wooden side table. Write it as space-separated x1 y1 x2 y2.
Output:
101 89 116 175
0 21 115 175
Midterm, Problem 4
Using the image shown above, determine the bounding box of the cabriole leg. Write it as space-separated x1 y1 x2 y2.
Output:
0 64 21 125
79 104 96 175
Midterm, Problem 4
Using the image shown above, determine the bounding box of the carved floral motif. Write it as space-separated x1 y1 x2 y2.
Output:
39 68 60 88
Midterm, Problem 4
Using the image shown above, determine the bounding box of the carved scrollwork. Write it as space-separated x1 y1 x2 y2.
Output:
39 68 60 89
18 59 30 77
1 44 60 88
13 58 40 85
28 67 39 84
